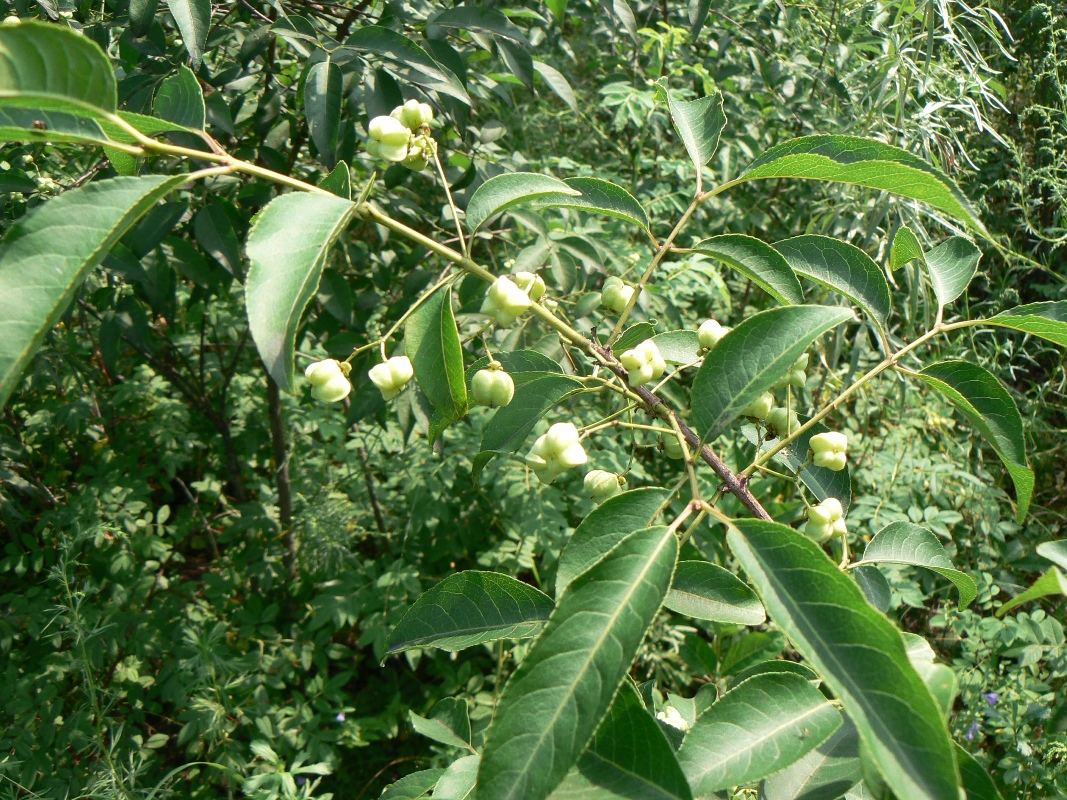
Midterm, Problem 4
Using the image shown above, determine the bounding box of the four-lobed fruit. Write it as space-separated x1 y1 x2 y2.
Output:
766 406 800 437
525 422 588 484
584 469 626 502
481 276 534 325
660 433 685 460
367 102 436 168
698 319 729 349
804 497 846 543
305 359 353 403
512 271 546 302
367 115 412 162
773 353 809 389
743 391 774 420
619 340 666 387
392 99 434 131
809 431 848 471
601 276 635 314
367 356 414 401
471 363 515 408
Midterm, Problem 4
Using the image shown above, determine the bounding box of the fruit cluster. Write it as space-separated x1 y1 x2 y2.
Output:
366 99 435 170
809 431 848 471
804 497 847 543
697 318 729 349
481 272 545 325
619 340 666 387
367 356 414 401
525 423 588 484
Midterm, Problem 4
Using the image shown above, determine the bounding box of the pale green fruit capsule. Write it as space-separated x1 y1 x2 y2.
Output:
803 519 834 543
774 352 810 389
526 422 587 483
379 141 409 162
698 319 728 349
601 276 635 314
305 358 344 386
481 276 533 325
402 150 428 171
471 365 515 407
368 356 414 400
311 374 352 403
365 138 382 158
368 115 411 146
513 271 546 302
743 392 774 420
585 469 625 502
810 431 848 471
767 406 800 437
661 434 684 460
396 99 433 130
3 15 20 24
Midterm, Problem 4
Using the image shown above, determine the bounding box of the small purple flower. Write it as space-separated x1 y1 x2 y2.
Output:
336 712 346 722
966 721 979 740
296 775 307 787
984 692 999 707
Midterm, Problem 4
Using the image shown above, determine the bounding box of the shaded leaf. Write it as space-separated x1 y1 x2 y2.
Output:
305 58 342 166
381 769 446 800
406 286 467 424
319 161 351 198
956 744 1004 800
431 6 530 45
658 84 726 174
195 203 242 277
153 64 205 130
614 322 657 352
693 234 803 305
728 660 819 687
924 237 981 310
466 172 579 233
0 106 113 146
990 301 1067 347
343 26 471 105
167 0 211 68
760 716 862 800
994 567 1067 618
411 698 475 752
664 560 766 625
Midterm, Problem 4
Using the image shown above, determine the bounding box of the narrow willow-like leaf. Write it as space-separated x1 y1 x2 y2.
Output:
760 716 862 800
477 526 679 800
677 673 842 793
693 234 804 305
689 0 712 38
890 226 925 271
924 237 981 310
194 204 241 276
411 698 475 752
381 769 446 800
167 0 212 68
659 84 726 173
406 287 467 424
153 64 205 130
990 301 1067 347
0 175 185 410
994 567 1067 618
692 306 853 441
853 564 891 613
955 744 1004 800
0 21 116 113
555 487 671 598
533 60 578 114
727 520 961 800
466 173 579 233
531 177 649 231
342 26 471 105
386 571 554 655
664 560 766 625
1037 540 1067 571
918 360 1033 523
854 522 976 609
434 755 480 800
651 330 701 365
740 136 986 234
305 58 342 165
245 192 355 391
551 681 692 800
774 235 891 328
431 6 530 45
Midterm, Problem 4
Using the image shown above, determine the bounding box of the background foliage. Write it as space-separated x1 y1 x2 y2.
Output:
0 0 1064 798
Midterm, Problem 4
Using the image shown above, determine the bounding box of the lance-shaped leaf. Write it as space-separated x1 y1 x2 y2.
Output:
153 64 205 130
195 203 241 277
852 522 976 609
664 561 766 625
1037 540 1067 571
729 660 820 687
0 21 116 114
556 487 671 598
411 698 475 753
739 136 986 234
476 526 679 800
651 331 701 365
692 306 853 441
167 0 211 68
890 226 925 271
305 58 342 165
0 106 113 146
531 177 649 232
0 174 186 411
381 769 446 800
990 301 1067 347
466 173 579 233
727 520 961 800
677 673 842 794
924 237 981 310
245 192 355 391
774 235 891 329
955 744 1004 800
693 234 804 305
342 26 470 105
658 84 726 174
760 715 863 800
551 681 692 800
533 61 578 115
435 755 480 800
386 571 554 655
995 567 1067 618
319 161 351 198
406 287 467 423
430 6 530 46
918 360 1033 523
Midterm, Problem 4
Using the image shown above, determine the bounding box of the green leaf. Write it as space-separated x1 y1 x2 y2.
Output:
531 177 649 232
994 567 1067 618
664 560 766 625
245 192 355 391
773 235 891 329
918 360 1033 523
166 0 211 68
406 286 467 423
689 0 712 39
658 84 726 174
761 716 862 800
677 673 842 794
128 0 159 37
153 64 205 130
194 203 242 277
431 6 530 46
727 519 961 800
411 698 475 752
890 226 925 271
729 660 820 687
381 769 446 800
467 349 563 383
385 571 554 655
614 322 657 352
0 20 116 113
434 755 480 800
924 237 981 310
0 174 185 411
692 306 853 441
477 526 678 800
479 373 583 454
853 565 891 613
0 106 113 146
853 522 976 609
651 331 701 365
533 60 578 115
739 136 986 234
343 26 471 105
319 161 352 199
955 744 1004 800
551 681 692 800
990 301 1067 347
693 235 804 305
305 58 342 166
466 173 579 233
1036 540 1067 571
555 487 671 598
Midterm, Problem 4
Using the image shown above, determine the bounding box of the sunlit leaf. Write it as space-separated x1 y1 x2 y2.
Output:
664 560 766 625
693 235 804 305
466 172 579 233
